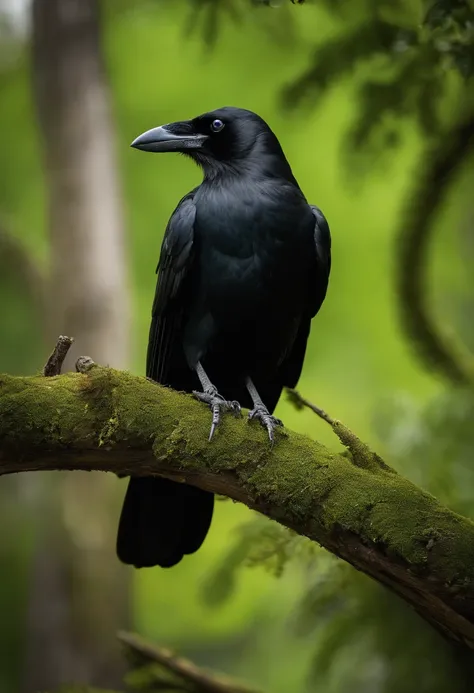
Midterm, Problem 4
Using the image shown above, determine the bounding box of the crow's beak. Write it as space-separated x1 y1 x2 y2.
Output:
130 122 208 153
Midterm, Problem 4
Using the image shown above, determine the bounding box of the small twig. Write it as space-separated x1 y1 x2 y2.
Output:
286 388 334 425
43 336 74 376
118 631 263 693
286 388 392 473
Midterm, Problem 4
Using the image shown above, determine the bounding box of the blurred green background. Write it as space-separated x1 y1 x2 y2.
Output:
0 0 473 692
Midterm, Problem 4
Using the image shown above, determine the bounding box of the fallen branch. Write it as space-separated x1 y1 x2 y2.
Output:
119 631 262 693
2 340 474 649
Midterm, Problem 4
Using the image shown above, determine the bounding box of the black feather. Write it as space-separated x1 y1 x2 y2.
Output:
117 107 331 569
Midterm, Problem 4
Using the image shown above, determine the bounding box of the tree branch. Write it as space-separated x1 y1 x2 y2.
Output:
2 356 474 649
396 112 474 385
118 630 262 693
286 388 391 473
43 335 74 376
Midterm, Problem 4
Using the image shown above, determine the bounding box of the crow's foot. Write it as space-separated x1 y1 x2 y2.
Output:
193 387 241 441
248 404 283 444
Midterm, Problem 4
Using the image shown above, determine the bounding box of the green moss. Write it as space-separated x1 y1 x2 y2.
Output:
331 420 394 473
2 366 474 602
0 373 101 452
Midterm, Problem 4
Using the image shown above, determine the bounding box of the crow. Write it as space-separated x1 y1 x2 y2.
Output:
117 107 331 569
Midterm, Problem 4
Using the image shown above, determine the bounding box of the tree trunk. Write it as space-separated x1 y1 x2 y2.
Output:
32 0 129 367
22 1 131 690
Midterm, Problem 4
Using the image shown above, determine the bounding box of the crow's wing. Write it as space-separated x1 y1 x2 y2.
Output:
280 204 332 388
146 192 196 383
308 204 332 318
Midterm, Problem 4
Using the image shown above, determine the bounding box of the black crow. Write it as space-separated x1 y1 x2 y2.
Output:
117 107 331 569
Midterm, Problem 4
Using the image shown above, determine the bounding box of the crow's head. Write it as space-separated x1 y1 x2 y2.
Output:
131 107 289 176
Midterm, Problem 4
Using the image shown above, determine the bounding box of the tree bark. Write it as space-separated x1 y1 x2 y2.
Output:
2 365 474 651
32 0 130 368
24 1 131 690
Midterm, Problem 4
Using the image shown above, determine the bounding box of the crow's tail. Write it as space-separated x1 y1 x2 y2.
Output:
116 477 214 568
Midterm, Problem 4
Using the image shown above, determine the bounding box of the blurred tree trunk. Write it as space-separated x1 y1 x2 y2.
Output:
32 0 129 366
21 0 132 690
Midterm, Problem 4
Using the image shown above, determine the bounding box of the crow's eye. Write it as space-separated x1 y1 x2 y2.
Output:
210 119 225 133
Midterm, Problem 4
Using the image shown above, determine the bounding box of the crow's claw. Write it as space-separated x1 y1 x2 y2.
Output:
193 389 242 441
248 405 283 445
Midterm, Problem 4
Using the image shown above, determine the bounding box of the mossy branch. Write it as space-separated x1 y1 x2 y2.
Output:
2 350 474 650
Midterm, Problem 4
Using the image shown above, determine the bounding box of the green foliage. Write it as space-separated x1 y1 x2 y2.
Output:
298 565 474 693
184 0 243 46
202 517 315 607
283 0 473 151
425 0 474 77
181 0 473 154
